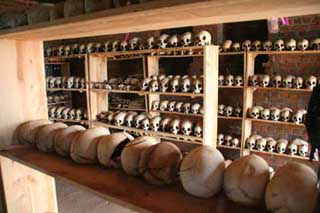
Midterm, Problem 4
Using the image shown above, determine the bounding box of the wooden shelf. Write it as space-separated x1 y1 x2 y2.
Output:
219 52 245 56
247 86 312 92
47 101 70 106
47 88 87 93
218 116 242 120
50 118 89 124
109 107 146 112
249 118 305 127
248 149 310 160
45 54 86 61
217 144 241 150
248 50 320 56
93 121 203 143
151 110 203 117
219 86 243 89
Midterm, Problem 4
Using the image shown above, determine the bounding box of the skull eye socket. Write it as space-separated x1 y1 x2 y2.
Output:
186 38 190 42
203 36 206 40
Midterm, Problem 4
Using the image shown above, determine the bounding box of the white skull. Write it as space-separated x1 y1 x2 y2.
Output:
49 107 57 118
170 119 181 135
141 78 152 91
297 39 309 50
150 116 161 132
224 135 232 146
193 78 203 93
129 37 142 50
195 31 211 46
248 75 259 87
75 108 83 120
66 77 75 89
106 112 116 124
168 101 177 112
149 80 159 92
280 108 293 122
286 39 296 51
272 75 282 88
274 39 285 51
112 40 120 52
58 45 64 56
47 77 55 88
160 117 172 132
217 134 224 145
86 42 94 53
61 107 71 119
293 77 304 89
287 143 298 155
222 40 232 52
270 107 281 121
146 36 156 49
231 138 240 147
78 44 86 54
191 103 201 114
260 75 270 87
170 78 181 92
246 135 261 150
94 43 102 52
120 40 128 51
311 38 320 50
306 75 317 90
114 112 127 126
125 112 138 127
133 114 147 128
181 120 193 136
267 139 277 152
234 76 243 86
72 44 79 54
242 40 251 51
175 102 184 112
261 108 270 120
282 75 295 88
182 77 192 93
68 109 76 120
298 144 309 157
151 100 160 111
218 75 224 86
218 104 225 115
45 48 52 57
168 34 179 47
103 41 111 52
292 109 307 124
232 42 241 52
55 77 62 88
182 103 191 113
276 139 288 153
80 78 86 89
158 34 170 48
159 100 169 111
263 40 273 51
160 77 170 92
224 106 233 117
141 118 150 131
194 122 203 138
249 106 262 119
256 138 267 151
234 107 242 117
252 40 262 51
225 75 234 86
64 45 71 55
181 32 193 47
73 77 81 89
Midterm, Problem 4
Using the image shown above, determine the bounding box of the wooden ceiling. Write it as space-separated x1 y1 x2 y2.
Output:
0 0 64 14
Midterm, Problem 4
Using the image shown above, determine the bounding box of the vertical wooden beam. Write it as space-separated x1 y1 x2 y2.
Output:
0 40 47 147
203 45 218 148
0 156 58 213
146 56 159 117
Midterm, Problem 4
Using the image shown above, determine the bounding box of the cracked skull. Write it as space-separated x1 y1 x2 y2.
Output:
195 31 211 46
181 120 193 136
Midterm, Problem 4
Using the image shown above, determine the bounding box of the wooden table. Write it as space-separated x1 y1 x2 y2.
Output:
0 146 266 213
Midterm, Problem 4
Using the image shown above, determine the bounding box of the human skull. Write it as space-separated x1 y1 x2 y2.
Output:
158 34 170 48
182 103 191 114
150 116 161 132
271 75 282 88
112 40 120 52
261 108 270 120
292 109 307 124
68 109 76 120
168 34 179 47
217 134 224 145
195 31 211 46
286 39 296 51
170 78 181 92
65 77 74 88
181 32 193 47
141 78 152 91
287 143 298 155
170 119 181 135
124 112 138 127
45 48 52 57
181 77 193 93
53 107 63 119
282 75 295 88
256 138 267 151
94 43 102 52
259 75 270 87
129 37 142 50
234 107 242 117
270 107 281 121
149 80 159 92
298 144 309 157
133 114 147 128
297 39 309 50
71 44 79 54
280 108 293 122
73 77 81 89
47 77 55 88
159 77 170 92
103 41 111 52
234 76 243 86
224 135 232 146
225 75 234 86
276 139 288 153
293 77 304 89
62 107 71 119
248 75 259 87
311 38 320 50
141 118 150 131
64 45 71 55
160 117 172 132
306 75 317 90
75 108 84 121
181 120 193 136
80 78 86 89
55 77 62 88
263 40 273 51
146 36 156 49
249 106 262 119
246 135 261 150
274 39 285 51
48 107 57 118
86 42 94 53
231 138 240 147
193 77 203 93
242 40 251 51
218 75 224 86
159 100 169 111
191 103 201 114
151 100 160 111
224 106 233 117
175 102 184 112
120 40 128 51
114 112 127 126
222 40 232 52
252 40 262 51
218 104 225 116
57 45 64 56
79 44 86 54
267 139 277 152
194 122 203 138
232 42 241 52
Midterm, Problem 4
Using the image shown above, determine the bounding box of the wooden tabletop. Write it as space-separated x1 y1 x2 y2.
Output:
0 146 266 213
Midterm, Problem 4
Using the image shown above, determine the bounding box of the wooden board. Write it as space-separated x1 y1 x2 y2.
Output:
146 56 159 117
0 155 58 213
0 0 319 41
0 40 47 147
0 146 267 213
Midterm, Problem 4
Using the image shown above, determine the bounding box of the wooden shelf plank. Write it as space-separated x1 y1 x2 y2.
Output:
218 116 242 120
45 54 86 61
47 88 87 93
249 118 305 127
151 110 203 117
109 107 146 112
219 86 243 89
219 52 245 56
0 147 265 212
248 149 310 161
217 145 241 150
49 118 89 124
247 86 312 92
248 50 320 56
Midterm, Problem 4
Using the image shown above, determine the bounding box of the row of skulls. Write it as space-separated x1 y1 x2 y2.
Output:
48 94 68 104
218 75 243 87
49 106 88 121
221 38 320 52
217 134 240 147
92 76 141 90
46 76 86 89
45 31 212 57
152 100 203 114
142 75 203 93
96 111 203 137
246 135 309 157
248 106 307 124
218 104 242 117
249 74 319 90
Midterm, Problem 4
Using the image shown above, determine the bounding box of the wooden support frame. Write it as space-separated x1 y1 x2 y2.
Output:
145 56 160 117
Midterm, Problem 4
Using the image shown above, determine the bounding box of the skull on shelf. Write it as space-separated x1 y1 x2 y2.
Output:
256 138 267 151
260 75 270 87
125 112 138 127
175 102 184 112
94 43 102 52
62 107 71 120
248 75 259 87
55 107 65 119
218 75 224 86
182 77 193 93
160 77 170 92
194 122 203 138
64 45 71 56
242 40 251 51
146 36 156 49
181 32 193 47
133 114 147 128
120 41 128 51
224 135 232 146
66 77 75 89
45 48 52 57
114 112 127 126
287 143 298 155
47 77 55 88
191 103 201 114
276 139 288 154
222 40 232 52
311 38 320 50
298 143 309 157
306 75 317 90
170 119 181 135
286 39 296 51
58 45 64 56
263 40 273 51
159 100 169 111
266 139 277 152
141 78 152 91
73 77 81 89
261 108 270 120
72 44 80 54
55 77 62 88
282 75 295 88
168 34 179 47
193 77 203 93
168 101 177 112
49 107 57 118
217 134 224 145
181 120 193 136
234 76 243 86
293 77 304 89
292 109 307 124
297 39 309 50
274 39 285 51
79 44 86 54
195 31 211 46
231 138 240 147
112 40 120 52
149 80 159 92
249 106 262 119
75 108 84 121
68 109 76 120
234 107 242 117
158 34 170 48
252 40 262 51
271 75 282 88
103 41 111 52
225 75 234 86
141 118 150 131
280 108 293 122
86 42 95 53
224 106 233 117
182 103 191 114
129 37 142 50
170 78 181 92
218 104 225 116
232 42 241 52
270 107 281 121
246 135 261 150
150 116 162 132
160 117 172 132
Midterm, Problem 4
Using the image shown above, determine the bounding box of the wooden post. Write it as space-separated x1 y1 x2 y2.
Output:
146 56 159 117
0 156 58 213
203 45 219 148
